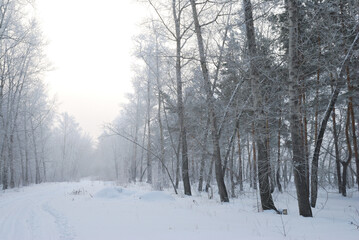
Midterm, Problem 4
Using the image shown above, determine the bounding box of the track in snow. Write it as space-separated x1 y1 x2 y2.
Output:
1 180 358 240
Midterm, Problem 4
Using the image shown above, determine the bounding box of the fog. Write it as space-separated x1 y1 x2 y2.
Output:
36 0 146 139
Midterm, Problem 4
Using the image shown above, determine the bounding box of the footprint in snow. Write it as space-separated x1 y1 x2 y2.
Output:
42 202 76 240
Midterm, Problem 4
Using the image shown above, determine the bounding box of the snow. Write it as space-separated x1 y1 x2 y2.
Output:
139 191 175 202
0 181 358 240
94 187 135 199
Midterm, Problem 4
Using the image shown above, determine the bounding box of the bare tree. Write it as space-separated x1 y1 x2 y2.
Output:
189 0 229 202
287 0 312 217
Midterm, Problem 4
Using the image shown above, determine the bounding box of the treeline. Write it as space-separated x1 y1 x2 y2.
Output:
99 0 358 217
0 0 93 189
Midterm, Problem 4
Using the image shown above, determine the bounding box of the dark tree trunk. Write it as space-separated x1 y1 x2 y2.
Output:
243 0 276 211
9 134 15 188
346 68 359 190
205 157 214 193
173 6 191 193
1 135 8 190
277 116 283 193
342 104 352 197
252 125 257 190
16 131 25 185
310 86 340 207
247 136 253 188
257 139 277 210
175 136 180 189
24 112 29 185
198 118 210 192
287 0 312 217
331 80 342 193
302 91 310 195
237 127 244 192
229 144 236 197
30 119 40 184
190 0 229 202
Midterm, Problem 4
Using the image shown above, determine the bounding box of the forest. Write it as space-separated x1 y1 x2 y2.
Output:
0 0 358 221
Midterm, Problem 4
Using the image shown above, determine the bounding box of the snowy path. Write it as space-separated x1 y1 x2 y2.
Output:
0 183 75 240
0 181 358 240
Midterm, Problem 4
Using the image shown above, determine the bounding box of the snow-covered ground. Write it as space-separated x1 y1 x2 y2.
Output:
0 180 358 240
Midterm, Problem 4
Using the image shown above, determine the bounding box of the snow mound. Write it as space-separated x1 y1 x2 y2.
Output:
139 191 175 202
94 188 134 199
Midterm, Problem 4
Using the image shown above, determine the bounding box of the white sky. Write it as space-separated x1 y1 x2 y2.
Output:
35 0 147 140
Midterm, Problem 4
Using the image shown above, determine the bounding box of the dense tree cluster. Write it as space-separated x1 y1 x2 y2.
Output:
0 0 94 189
101 0 358 217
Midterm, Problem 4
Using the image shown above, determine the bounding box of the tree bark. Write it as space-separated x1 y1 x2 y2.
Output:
243 0 276 211
310 86 340 207
277 115 283 193
173 0 191 195
189 0 229 202
342 104 352 197
205 157 214 193
346 67 359 190
332 104 342 193
131 95 140 183
229 143 236 197
198 117 210 192
154 31 166 190
9 133 15 188
237 126 243 192
30 118 40 184
287 0 312 217
1 134 8 190
252 124 257 190
146 71 152 184
247 135 252 188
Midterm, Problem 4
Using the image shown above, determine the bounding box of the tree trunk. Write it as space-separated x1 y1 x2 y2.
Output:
330 77 342 193
243 0 276 210
131 95 140 183
198 117 210 192
1 134 8 190
173 1 191 195
9 133 15 188
189 0 229 202
24 111 29 185
146 73 152 184
342 104 352 197
287 0 312 217
30 118 40 184
266 117 275 193
154 31 166 190
283 151 288 190
17 130 25 185
247 135 252 188
302 91 309 194
222 128 237 176
310 86 340 207
346 67 359 190
229 143 236 197
139 121 146 182
252 124 257 190
237 127 243 192
332 105 342 193
205 157 214 193
175 136 180 189
277 115 283 193
40 128 47 183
